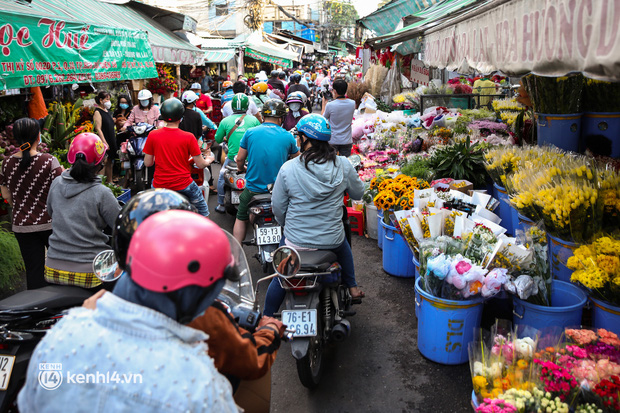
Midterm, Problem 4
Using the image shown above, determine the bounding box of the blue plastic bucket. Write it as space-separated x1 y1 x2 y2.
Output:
536 113 582 152
548 234 578 282
582 112 620 158
381 220 415 278
512 280 586 331
590 296 620 336
415 278 483 365
377 210 384 250
493 183 516 236
413 255 421 317
517 213 535 234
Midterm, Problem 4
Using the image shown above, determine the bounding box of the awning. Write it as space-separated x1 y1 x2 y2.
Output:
242 32 299 68
204 49 237 64
265 32 315 54
244 47 292 68
0 10 156 89
0 0 204 66
423 0 620 81
358 0 440 36
366 0 488 50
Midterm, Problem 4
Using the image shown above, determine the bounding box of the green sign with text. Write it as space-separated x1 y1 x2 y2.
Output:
244 47 292 68
0 13 157 89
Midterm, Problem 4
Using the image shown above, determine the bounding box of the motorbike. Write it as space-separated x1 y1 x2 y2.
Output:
253 210 356 389
222 162 246 215
247 190 281 274
119 122 155 195
0 286 95 412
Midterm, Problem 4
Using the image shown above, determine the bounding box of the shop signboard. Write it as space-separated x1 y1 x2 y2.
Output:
244 47 292 68
424 0 620 81
411 58 430 86
0 12 157 89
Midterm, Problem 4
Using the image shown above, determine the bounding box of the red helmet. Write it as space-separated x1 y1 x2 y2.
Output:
126 210 238 292
67 132 107 165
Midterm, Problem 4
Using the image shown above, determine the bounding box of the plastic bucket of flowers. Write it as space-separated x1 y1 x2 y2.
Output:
377 210 384 250
493 183 517 236
381 220 416 278
365 203 378 240
582 78 620 157
512 280 586 331
582 113 620 157
590 297 620 336
547 234 579 283
516 213 535 234
535 113 582 152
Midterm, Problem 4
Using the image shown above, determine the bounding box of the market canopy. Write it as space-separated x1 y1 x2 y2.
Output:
358 0 441 36
423 0 620 81
242 32 299 68
0 10 156 89
204 49 237 64
0 0 204 67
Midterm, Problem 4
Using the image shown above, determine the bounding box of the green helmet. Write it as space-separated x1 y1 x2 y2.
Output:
159 98 184 122
261 99 287 118
231 93 250 113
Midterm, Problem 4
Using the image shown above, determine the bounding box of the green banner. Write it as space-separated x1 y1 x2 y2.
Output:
244 47 292 68
0 13 157 89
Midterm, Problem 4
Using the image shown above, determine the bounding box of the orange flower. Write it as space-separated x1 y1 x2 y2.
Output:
469 281 482 294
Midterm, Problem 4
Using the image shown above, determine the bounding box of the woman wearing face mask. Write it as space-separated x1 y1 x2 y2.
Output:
113 94 132 131
122 89 162 130
282 92 309 131
93 91 116 184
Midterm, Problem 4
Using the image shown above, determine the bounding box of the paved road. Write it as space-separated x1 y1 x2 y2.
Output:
207 164 473 413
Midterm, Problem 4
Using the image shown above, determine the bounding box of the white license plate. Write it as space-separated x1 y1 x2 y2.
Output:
231 191 242 205
0 355 16 391
256 226 281 245
281 309 317 337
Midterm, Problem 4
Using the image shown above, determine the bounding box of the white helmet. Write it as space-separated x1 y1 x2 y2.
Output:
190 83 202 90
181 91 199 104
137 89 152 100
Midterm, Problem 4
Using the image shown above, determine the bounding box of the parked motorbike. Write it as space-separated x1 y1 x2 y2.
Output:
119 122 154 195
0 286 94 412
222 163 246 215
247 191 281 274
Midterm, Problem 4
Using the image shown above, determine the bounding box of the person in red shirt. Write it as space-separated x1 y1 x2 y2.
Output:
144 98 213 216
191 83 213 116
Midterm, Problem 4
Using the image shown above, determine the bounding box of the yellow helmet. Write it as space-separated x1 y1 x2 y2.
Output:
294 70 303 76
222 81 234 89
252 82 268 94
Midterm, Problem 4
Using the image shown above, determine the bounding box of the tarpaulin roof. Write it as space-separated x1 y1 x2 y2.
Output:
358 0 440 36
423 0 620 81
0 0 204 65
204 49 236 63
366 0 488 50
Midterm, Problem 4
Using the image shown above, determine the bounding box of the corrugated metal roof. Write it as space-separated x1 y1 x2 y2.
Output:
0 0 202 62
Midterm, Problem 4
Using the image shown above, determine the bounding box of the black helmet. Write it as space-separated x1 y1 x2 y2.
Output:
270 70 279 78
278 71 286 80
112 189 196 270
261 99 288 118
290 73 302 83
160 98 184 122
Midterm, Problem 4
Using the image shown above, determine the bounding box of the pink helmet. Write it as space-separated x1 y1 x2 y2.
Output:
126 210 237 293
67 132 107 165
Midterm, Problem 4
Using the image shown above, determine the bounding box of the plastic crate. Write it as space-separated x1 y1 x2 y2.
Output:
116 189 131 204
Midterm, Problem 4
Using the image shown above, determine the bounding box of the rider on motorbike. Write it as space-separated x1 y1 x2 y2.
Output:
282 92 309 132
263 114 365 317
44 133 121 289
18 211 239 412
122 89 162 130
251 82 270 110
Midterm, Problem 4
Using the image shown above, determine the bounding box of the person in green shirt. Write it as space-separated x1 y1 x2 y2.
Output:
214 93 261 213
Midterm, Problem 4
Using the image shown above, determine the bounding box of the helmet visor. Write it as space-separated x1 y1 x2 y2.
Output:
218 231 255 307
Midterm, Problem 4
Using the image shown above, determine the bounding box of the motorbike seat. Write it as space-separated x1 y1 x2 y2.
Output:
298 250 338 272
0 286 94 311
248 193 272 206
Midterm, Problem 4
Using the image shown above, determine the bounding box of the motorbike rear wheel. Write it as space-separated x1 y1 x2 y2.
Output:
296 324 324 388
224 190 238 216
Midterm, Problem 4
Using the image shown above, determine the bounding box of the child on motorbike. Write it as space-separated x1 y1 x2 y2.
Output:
264 114 365 317
18 210 240 412
44 132 121 289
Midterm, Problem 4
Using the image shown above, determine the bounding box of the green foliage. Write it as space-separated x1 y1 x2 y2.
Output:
427 137 488 187
51 149 70 170
0 228 24 290
0 96 24 126
41 100 84 151
400 157 434 182
101 178 124 198
324 0 359 26
376 100 393 113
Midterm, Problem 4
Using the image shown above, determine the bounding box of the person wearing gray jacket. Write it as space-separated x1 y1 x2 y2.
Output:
264 114 364 316
45 133 121 289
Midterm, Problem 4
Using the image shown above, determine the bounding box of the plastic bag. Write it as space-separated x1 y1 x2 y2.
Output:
380 63 402 104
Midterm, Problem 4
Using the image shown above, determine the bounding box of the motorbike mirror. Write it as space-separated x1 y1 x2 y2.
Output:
347 154 361 169
272 246 301 278
93 250 121 282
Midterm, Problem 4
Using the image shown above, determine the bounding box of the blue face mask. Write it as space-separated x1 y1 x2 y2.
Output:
119 103 129 110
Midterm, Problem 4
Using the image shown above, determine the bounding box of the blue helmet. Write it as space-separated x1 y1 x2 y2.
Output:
296 114 331 142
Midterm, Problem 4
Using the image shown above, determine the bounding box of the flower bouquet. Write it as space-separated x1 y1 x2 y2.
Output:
566 235 620 307
582 78 620 113
522 74 584 114
146 64 178 95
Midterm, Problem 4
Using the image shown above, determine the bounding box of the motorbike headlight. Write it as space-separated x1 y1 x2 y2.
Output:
249 206 261 215
134 125 146 135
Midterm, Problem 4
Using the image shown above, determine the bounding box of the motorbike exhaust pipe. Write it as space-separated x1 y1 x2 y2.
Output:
331 319 351 342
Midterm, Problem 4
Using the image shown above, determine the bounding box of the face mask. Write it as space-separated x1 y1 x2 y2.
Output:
289 103 301 112
140 99 149 107
119 103 129 110
103 101 112 110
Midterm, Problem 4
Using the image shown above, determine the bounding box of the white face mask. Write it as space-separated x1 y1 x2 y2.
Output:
140 99 150 107
289 103 301 112
103 101 112 110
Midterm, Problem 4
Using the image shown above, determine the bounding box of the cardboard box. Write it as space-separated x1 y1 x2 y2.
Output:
449 179 473 195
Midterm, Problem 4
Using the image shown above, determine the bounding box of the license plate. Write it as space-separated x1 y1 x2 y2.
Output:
231 191 242 205
0 355 16 391
256 226 281 245
281 309 317 337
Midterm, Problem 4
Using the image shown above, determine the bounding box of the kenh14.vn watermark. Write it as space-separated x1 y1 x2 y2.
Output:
38 363 143 390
